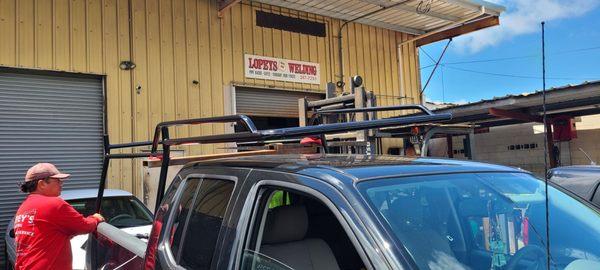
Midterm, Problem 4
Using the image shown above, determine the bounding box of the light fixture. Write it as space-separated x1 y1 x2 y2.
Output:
119 61 136 70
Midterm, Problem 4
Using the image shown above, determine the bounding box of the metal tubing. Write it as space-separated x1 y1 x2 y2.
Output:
151 115 257 153
155 127 171 213
307 94 355 108
164 113 452 146
106 153 156 159
95 135 111 213
109 140 154 149
95 157 110 213
318 102 355 111
316 105 435 115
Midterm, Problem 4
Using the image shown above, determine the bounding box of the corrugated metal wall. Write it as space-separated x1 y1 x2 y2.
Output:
0 71 104 264
0 0 421 195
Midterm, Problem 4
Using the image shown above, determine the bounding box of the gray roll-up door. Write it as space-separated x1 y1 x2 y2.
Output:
0 71 104 264
236 87 324 118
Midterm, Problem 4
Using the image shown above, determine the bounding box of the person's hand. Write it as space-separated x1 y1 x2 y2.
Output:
92 213 105 222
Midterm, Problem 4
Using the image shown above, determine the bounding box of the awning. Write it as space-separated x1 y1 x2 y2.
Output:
221 0 504 46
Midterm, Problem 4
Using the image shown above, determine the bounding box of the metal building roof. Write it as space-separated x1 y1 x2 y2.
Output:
249 0 504 43
434 81 600 127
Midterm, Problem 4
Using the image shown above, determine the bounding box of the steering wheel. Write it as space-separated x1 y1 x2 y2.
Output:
108 213 134 224
504 245 547 270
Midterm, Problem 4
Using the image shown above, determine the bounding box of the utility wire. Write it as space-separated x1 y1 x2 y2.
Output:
421 39 452 97
442 65 599 81
420 48 438 64
420 44 600 69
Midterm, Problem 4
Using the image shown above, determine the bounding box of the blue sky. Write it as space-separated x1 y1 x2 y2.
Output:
419 0 600 104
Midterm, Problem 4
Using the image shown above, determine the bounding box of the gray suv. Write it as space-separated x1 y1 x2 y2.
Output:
87 113 600 270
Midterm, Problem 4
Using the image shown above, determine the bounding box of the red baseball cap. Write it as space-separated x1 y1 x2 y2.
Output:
24 163 70 182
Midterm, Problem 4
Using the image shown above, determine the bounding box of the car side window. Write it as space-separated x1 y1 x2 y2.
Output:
592 181 600 207
241 188 366 270
170 178 235 270
169 179 200 258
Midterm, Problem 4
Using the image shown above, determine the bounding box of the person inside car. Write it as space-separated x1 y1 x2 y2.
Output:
13 163 105 270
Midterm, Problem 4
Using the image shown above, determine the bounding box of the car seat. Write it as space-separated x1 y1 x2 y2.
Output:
260 205 341 270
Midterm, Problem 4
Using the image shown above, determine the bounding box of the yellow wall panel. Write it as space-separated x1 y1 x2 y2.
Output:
87 0 103 73
17 0 34 67
145 0 162 130
0 0 17 66
34 0 52 68
54 0 71 70
158 0 176 125
171 0 189 140
70 0 86 71
102 0 121 189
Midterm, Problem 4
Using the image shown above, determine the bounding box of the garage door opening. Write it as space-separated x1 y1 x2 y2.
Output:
234 87 324 131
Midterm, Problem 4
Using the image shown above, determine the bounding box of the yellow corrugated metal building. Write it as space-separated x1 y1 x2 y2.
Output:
0 0 503 196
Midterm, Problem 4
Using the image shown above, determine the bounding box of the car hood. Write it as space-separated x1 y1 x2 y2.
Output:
71 224 152 270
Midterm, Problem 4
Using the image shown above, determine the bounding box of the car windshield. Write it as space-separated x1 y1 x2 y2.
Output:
68 196 153 228
359 172 600 270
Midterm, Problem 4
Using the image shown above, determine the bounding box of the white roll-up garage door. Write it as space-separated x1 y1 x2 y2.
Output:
0 71 104 262
235 87 324 118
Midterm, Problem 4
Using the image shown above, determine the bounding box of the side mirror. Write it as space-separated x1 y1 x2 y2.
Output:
9 228 15 238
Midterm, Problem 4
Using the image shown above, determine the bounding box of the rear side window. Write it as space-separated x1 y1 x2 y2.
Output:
170 178 235 269
170 179 201 258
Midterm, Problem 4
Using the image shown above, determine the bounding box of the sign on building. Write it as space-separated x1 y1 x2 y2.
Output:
244 54 320 85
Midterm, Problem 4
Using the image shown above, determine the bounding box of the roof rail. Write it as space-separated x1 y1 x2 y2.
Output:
96 109 452 213
314 104 435 116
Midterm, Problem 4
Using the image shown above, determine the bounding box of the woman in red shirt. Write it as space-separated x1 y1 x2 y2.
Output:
14 163 105 270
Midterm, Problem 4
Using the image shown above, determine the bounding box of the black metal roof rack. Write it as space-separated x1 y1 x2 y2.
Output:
95 110 451 213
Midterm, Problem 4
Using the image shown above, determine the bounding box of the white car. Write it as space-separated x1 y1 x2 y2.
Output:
4 189 153 270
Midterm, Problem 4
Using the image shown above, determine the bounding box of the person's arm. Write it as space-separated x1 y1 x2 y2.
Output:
53 199 104 235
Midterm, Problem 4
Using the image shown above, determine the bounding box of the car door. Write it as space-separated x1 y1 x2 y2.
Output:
226 170 398 270
151 167 248 270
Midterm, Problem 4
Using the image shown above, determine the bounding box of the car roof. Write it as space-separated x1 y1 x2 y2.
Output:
186 154 523 182
60 189 133 201
549 165 600 175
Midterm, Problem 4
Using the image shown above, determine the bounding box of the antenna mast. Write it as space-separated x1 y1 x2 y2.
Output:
541 21 551 270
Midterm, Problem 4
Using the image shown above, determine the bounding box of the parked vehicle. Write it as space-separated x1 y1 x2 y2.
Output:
86 113 600 270
4 189 153 270
548 165 600 207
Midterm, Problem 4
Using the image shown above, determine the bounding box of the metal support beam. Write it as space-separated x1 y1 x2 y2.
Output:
546 123 557 168
416 16 499 47
489 108 545 123
447 135 454 158
155 127 171 213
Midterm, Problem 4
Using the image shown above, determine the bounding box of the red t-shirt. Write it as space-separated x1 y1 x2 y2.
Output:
14 194 101 270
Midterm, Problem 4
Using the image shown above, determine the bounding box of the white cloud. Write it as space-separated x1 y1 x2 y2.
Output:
453 0 599 53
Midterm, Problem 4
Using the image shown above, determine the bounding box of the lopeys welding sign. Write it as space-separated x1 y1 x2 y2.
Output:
244 54 320 85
